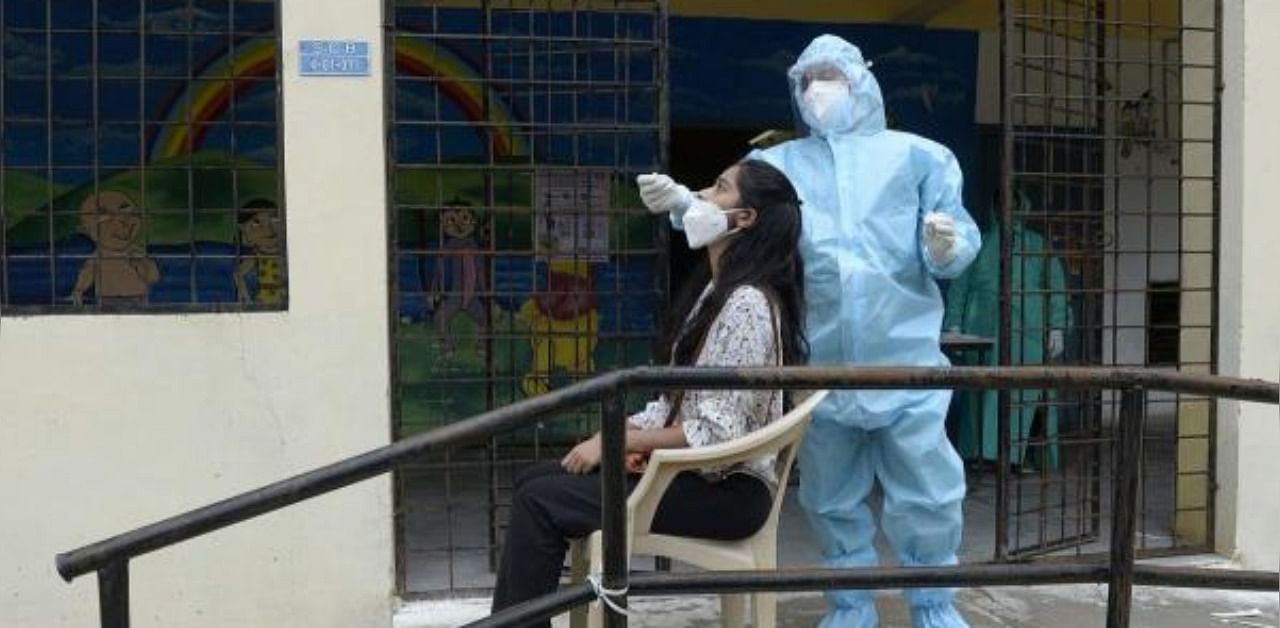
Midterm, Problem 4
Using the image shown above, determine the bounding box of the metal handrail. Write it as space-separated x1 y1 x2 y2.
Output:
55 366 1280 628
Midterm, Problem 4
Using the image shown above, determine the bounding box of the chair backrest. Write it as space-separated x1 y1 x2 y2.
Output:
628 390 830 536
765 391 828 523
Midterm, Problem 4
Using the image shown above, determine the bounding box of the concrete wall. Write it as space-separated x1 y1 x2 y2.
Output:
0 1 396 626
1216 0 1280 571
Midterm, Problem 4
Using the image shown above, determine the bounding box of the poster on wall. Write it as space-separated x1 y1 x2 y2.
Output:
533 170 611 262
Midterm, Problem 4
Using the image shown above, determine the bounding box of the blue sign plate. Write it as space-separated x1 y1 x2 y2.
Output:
299 40 370 77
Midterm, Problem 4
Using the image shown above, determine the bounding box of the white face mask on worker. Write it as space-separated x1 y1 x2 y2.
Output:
803 80 851 126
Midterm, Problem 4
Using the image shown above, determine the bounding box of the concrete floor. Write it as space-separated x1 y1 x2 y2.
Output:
396 559 1280 627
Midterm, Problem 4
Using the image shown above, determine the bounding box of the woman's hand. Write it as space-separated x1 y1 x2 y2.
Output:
624 453 649 474
562 433 602 474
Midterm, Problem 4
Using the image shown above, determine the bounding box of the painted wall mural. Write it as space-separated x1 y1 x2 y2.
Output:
1 0 284 310
3 4 978 436
388 5 664 436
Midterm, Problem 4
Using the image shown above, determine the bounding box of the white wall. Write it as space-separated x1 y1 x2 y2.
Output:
0 1 395 626
1102 35 1184 370
1217 0 1280 571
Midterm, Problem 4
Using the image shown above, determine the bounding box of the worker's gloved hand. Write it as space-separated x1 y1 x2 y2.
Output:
923 212 957 265
637 173 694 218
1048 329 1065 359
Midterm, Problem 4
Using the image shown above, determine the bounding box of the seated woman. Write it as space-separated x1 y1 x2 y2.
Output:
491 159 808 624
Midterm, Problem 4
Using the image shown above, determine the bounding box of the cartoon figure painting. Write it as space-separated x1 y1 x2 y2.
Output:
235 198 286 306
431 203 488 358
70 190 160 306
518 259 598 397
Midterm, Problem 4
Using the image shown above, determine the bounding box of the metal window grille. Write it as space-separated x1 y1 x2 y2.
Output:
1 0 285 314
385 0 667 595
1000 0 1220 558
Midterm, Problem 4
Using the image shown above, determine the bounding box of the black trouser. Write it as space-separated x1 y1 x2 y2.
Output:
491 461 773 627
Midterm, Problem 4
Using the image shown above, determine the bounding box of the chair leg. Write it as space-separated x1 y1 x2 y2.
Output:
722 593 748 628
569 553 606 628
750 538 778 628
752 592 777 628
569 541 588 628
587 602 603 628
586 535 605 628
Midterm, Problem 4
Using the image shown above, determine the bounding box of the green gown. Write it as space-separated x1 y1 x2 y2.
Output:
944 207 1071 468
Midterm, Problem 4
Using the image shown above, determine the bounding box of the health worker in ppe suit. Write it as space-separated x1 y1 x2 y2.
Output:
637 34 981 627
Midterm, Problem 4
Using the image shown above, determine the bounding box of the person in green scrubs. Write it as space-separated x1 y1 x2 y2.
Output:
944 189 1072 469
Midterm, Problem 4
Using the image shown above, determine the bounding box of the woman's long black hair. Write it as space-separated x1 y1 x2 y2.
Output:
661 159 809 371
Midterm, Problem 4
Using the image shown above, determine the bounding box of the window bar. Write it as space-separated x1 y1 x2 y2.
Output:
228 0 238 309
139 0 150 308
185 0 196 305
45 0 57 307
0 0 8 307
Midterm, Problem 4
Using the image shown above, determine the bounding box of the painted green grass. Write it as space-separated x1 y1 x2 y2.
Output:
396 305 655 443
2 170 71 229
4 153 278 245
393 166 655 250
8 163 652 248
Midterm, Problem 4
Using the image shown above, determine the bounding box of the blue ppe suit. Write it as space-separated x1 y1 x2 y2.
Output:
743 35 980 627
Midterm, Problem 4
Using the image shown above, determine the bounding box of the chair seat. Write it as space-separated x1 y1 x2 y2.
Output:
632 533 763 570
580 530 764 572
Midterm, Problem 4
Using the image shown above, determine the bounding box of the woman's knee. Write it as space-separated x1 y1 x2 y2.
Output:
512 475 554 515
511 466 582 523
513 461 565 491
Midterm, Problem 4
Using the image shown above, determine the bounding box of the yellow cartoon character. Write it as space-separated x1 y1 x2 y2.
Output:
517 259 598 397
235 199 285 306
70 190 160 307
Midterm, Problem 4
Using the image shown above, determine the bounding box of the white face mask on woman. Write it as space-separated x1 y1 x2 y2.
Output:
682 198 751 249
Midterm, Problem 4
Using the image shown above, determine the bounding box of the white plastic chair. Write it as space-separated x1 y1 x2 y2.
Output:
568 390 829 628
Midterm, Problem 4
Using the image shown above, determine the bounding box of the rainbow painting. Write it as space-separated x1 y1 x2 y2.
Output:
149 37 526 161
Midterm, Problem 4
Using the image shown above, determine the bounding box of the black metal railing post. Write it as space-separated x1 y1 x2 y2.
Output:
1106 388 1146 627
97 560 130 628
600 392 629 628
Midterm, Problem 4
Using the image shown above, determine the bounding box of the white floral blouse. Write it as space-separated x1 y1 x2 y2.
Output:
627 284 784 487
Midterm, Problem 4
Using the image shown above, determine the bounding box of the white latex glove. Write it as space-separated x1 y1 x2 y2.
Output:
637 173 693 216
923 212 957 265
1047 329 1065 359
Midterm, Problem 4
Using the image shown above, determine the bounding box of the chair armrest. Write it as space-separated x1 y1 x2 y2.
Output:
646 390 828 469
